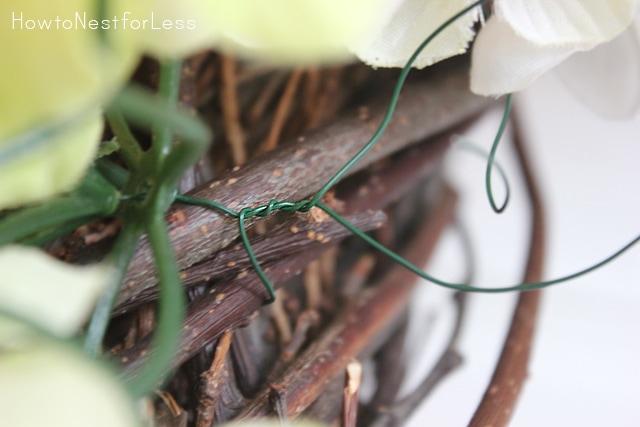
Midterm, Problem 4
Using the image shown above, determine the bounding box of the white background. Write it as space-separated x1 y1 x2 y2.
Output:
405 72 640 426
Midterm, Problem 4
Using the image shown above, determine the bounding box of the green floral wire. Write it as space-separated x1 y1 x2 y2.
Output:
174 0 639 301
306 0 491 209
453 134 511 210
175 0 494 301
317 202 640 293
486 94 513 213
174 195 313 302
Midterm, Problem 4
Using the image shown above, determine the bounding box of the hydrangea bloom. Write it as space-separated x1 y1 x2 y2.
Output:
353 0 640 116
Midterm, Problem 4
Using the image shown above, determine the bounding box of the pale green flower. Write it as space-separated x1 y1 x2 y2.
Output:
0 339 139 427
139 0 400 63
0 245 109 337
0 110 103 209
0 0 139 209
0 245 139 427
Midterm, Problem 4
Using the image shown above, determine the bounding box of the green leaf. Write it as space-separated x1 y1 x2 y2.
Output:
0 112 103 210
96 138 121 159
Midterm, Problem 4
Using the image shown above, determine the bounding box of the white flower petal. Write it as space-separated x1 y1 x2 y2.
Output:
0 246 108 337
352 0 481 69
555 20 640 118
0 340 139 427
495 0 638 47
471 17 575 96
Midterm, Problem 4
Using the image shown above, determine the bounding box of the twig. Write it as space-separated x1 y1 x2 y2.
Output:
230 320 274 397
155 390 188 427
467 109 545 427
269 289 293 344
177 55 215 194
306 67 342 128
220 55 247 166
303 68 321 128
268 310 320 381
269 383 290 423
280 310 319 363
195 331 233 427
343 360 363 427
342 253 376 298
259 69 304 153
368 293 468 427
362 312 410 421
304 260 323 310
247 72 288 125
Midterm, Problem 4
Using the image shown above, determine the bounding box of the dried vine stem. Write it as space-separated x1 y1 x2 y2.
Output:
118 113 469 375
118 59 495 306
118 210 385 375
368 292 467 427
113 210 386 314
468 110 544 426
234 186 458 421
195 331 233 427
220 54 247 166
116 116 466 313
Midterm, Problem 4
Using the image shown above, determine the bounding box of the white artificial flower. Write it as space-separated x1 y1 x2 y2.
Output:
0 246 139 427
470 0 640 116
350 0 640 117
554 18 640 118
351 0 482 68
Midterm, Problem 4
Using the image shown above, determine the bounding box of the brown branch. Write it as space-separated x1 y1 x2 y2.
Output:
306 67 343 128
118 59 495 307
195 331 233 427
233 186 458 421
116 119 461 313
247 71 287 125
114 210 386 314
369 292 468 427
343 360 363 427
220 55 247 166
359 311 410 425
259 69 304 153
467 109 545 427
118 210 385 375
